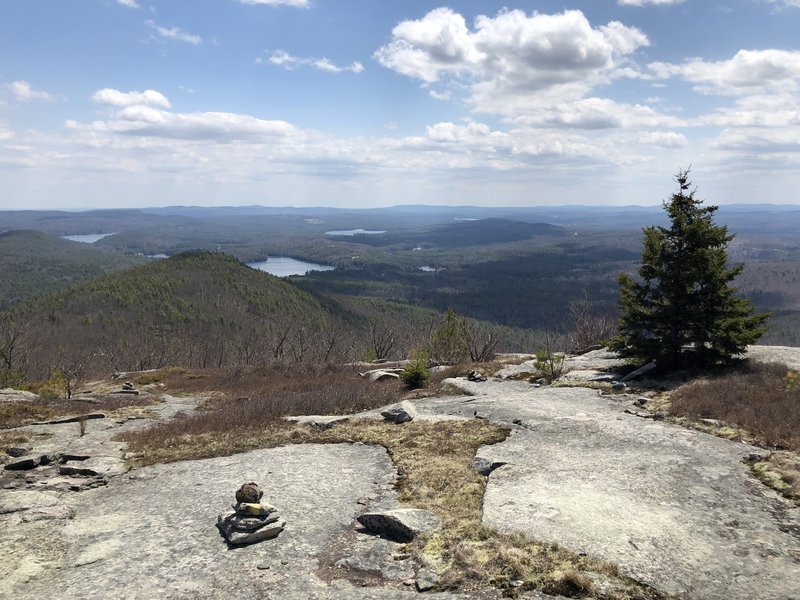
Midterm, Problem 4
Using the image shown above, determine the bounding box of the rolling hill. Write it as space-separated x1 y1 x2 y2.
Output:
8 251 344 377
0 230 144 311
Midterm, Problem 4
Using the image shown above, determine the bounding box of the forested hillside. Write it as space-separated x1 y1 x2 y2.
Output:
0 230 144 311
4 252 337 379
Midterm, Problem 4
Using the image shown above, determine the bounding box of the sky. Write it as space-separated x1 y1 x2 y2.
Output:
2 0 800 210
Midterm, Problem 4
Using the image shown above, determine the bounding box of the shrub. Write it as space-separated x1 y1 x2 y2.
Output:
670 362 800 450
401 349 431 389
534 351 564 383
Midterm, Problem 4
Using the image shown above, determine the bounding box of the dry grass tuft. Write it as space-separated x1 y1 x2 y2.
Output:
669 362 800 451
750 452 800 504
0 394 158 429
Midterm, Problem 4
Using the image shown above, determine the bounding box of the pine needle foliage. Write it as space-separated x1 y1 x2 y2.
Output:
610 169 769 369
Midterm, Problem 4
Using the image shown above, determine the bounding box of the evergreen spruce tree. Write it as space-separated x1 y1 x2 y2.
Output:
610 169 769 369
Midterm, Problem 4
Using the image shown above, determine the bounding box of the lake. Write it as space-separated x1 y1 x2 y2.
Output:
325 228 386 236
61 233 117 243
247 256 335 277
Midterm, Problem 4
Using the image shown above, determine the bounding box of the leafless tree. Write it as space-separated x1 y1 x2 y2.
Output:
462 319 507 363
0 313 32 387
368 319 396 361
568 291 617 352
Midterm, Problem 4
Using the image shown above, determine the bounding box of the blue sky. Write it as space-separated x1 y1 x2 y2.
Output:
2 0 800 209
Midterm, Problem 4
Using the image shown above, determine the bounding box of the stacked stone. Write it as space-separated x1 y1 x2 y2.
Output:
216 482 285 545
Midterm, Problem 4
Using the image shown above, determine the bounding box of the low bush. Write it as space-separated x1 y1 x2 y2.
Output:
401 349 431 389
669 362 800 450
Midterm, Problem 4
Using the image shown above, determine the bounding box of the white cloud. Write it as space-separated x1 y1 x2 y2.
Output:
145 20 202 45
638 131 688 148
237 0 309 6
6 81 53 102
764 1 800 8
702 93 800 128
79 91 296 142
618 0 686 6
265 50 364 74
0 121 13 141
649 49 800 95
116 0 140 8
511 97 683 130
92 88 172 109
429 89 452 101
375 8 648 115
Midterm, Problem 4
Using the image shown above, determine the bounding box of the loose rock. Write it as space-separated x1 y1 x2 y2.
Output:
415 567 439 592
380 401 417 424
235 482 263 504
471 456 507 476
357 508 440 542
5 447 30 458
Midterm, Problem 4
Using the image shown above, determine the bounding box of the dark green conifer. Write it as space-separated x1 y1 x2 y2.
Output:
610 169 769 369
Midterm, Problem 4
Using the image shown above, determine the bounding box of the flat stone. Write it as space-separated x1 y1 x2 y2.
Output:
4 458 38 471
357 508 441 542
380 401 417 424
235 502 276 517
59 456 127 478
0 490 65 515
222 520 285 545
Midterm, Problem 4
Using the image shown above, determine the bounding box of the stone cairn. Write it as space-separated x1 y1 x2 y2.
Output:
216 482 285 545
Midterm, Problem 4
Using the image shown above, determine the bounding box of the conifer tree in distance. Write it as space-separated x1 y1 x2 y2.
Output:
610 169 769 369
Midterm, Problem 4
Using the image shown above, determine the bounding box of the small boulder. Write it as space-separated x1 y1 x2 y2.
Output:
5 447 30 458
621 361 658 382
357 508 441 542
415 567 439 592
365 370 401 383
381 401 417 424
235 482 263 504
471 456 507 476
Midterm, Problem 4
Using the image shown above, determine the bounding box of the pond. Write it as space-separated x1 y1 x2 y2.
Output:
247 256 335 277
61 233 118 243
324 228 386 236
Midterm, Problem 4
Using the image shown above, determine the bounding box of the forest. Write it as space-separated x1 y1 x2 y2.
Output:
2 203 799 386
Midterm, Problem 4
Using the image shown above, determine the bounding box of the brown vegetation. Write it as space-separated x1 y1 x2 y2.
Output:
119 365 405 464
669 361 800 504
669 362 800 451
0 394 158 429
